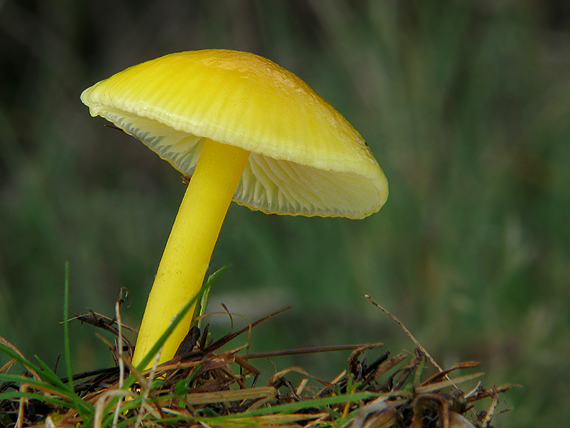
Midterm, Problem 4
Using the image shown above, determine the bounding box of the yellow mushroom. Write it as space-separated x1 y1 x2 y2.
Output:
81 50 388 368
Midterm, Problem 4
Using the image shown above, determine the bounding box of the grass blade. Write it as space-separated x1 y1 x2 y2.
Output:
63 261 74 391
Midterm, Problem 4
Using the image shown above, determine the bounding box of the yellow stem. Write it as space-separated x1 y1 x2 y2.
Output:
132 138 250 368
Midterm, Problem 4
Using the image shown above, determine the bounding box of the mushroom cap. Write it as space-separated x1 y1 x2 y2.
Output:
81 50 388 218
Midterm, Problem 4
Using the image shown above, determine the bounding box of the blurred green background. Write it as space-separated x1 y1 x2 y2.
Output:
1 0 569 426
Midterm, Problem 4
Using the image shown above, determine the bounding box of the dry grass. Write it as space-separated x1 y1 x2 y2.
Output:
1 300 513 428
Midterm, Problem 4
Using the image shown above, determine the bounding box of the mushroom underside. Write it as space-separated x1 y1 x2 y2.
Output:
105 112 384 218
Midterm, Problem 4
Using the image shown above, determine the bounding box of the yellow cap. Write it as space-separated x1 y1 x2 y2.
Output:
81 50 388 218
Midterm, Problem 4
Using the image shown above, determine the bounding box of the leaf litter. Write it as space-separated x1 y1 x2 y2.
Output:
0 295 515 428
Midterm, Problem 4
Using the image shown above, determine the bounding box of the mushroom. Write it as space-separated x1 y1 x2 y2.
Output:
81 50 388 368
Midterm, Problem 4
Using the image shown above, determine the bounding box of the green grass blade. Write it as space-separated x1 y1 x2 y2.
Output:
0 338 72 393
0 342 43 375
0 372 69 393
192 266 229 328
32 357 92 418
0 390 82 411
33 355 72 391
63 261 74 391
0 373 95 415
202 390 384 418
146 390 390 426
134 266 229 372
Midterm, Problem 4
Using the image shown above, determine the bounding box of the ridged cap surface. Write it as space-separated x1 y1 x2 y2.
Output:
81 50 388 218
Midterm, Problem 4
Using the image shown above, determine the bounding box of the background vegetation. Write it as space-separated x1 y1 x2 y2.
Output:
1 1 569 426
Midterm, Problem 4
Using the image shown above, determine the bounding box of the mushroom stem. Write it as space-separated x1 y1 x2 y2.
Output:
132 138 250 368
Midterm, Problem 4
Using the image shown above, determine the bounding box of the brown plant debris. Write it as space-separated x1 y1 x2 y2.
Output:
0 306 514 428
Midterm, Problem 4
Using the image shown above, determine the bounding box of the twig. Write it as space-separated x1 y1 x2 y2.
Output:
481 387 500 427
365 295 443 373
112 301 125 428
202 307 291 355
242 343 381 360
71 311 138 334
365 294 471 406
